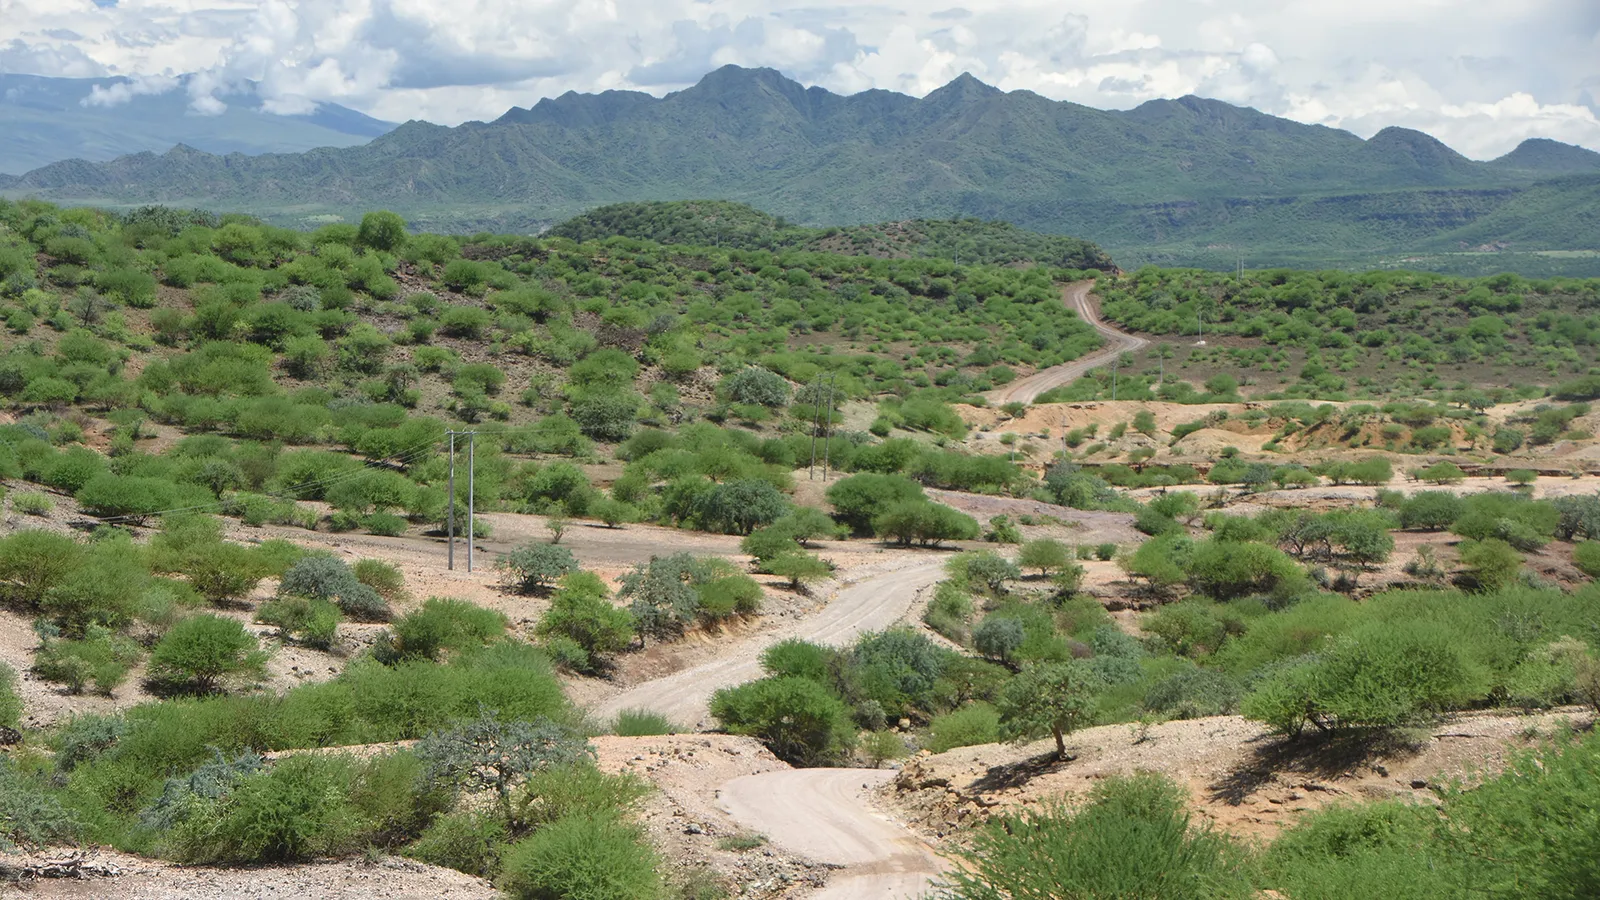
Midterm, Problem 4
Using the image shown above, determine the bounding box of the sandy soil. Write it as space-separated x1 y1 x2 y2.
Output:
721 769 942 900
4 854 498 900
884 708 1596 845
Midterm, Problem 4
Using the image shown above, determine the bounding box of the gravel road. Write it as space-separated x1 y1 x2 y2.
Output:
987 281 1148 406
720 769 944 900
590 557 946 728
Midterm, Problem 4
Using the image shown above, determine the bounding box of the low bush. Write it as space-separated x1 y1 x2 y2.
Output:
614 709 675 737
353 558 407 602
0 756 79 850
278 556 392 621
406 810 506 879
383 598 508 662
147 614 271 694
710 676 857 766
1241 621 1479 737
0 661 20 730
942 773 1251 900
256 596 341 649
927 702 1001 752
497 543 579 594
32 627 141 695
536 572 635 673
497 814 665 900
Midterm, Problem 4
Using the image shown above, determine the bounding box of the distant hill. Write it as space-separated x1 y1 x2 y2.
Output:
546 201 1118 270
0 73 393 175
3 65 1598 271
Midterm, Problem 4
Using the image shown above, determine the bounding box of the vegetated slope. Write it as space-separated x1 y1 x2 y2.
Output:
1077 266 1600 404
4 66 1599 270
0 74 393 176
547 201 1118 269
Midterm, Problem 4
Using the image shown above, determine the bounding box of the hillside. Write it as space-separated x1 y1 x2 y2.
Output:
3 198 1600 899
547 201 1118 269
0 74 394 176
3 66 1599 272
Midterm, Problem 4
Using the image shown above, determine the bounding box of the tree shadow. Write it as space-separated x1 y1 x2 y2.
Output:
1207 729 1426 807
966 751 1075 794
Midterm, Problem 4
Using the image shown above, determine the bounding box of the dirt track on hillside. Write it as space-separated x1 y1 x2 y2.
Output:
987 281 1148 406
720 769 944 900
590 557 946 728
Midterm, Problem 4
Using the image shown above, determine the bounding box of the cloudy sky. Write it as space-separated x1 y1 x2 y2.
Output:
3 0 1598 158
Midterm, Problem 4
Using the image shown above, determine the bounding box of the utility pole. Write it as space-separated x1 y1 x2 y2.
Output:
821 373 838 482
446 431 456 570
808 375 824 480
466 431 475 573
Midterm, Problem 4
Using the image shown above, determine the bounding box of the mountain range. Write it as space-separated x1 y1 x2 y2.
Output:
2 65 1598 271
0 74 394 176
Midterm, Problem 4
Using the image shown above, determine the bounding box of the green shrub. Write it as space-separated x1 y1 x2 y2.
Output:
1573 542 1600 578
825 473 925 533
1018 538 1072 576
416 709 592 809
1398 491 1464 530
497 814 665 900
1142 664 1241 719
11 491 52 515
923 581 974 644
0 661 20 730
0 756 79 850
516 763 651 829
710 676 857 766
614 709 676 736
721 367 790 407
1185 539 1307 602
406 810 507 879
942 773 1250 900
1416 461 1465 484
498 543 579 593
1450 492 1558 550
256 596 342 649
148 614 271 694
384 597 508 662
764 552 830 592
1457 538 1523 591
164 753 375 863
32 627 141 695
1241 621 1479 736
353 558 407 602
873 499 980 547
536 572 634 673
928 702 1001 752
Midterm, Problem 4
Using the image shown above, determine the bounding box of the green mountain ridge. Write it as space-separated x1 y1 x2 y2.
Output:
3 65 1599 271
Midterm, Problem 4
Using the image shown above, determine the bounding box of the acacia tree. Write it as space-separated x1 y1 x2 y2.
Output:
998 661 1095 759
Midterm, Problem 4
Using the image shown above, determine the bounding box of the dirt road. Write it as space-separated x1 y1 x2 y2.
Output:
720 769 944 900
591 557 946 728
987 281 1148 406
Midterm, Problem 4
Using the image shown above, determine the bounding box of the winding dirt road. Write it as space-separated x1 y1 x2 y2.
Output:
987 280 1148 406
591 557 946 728
720 769 944 900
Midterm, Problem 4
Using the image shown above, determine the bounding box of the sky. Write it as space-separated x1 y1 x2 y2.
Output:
2 0 1598 159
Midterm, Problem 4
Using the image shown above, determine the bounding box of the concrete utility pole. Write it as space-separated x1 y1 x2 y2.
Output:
446 431 456 570
808 375 824 480
467 431 476 573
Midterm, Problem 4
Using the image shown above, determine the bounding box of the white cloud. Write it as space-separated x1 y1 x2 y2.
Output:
82 73 180 107
0 0 1595 156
